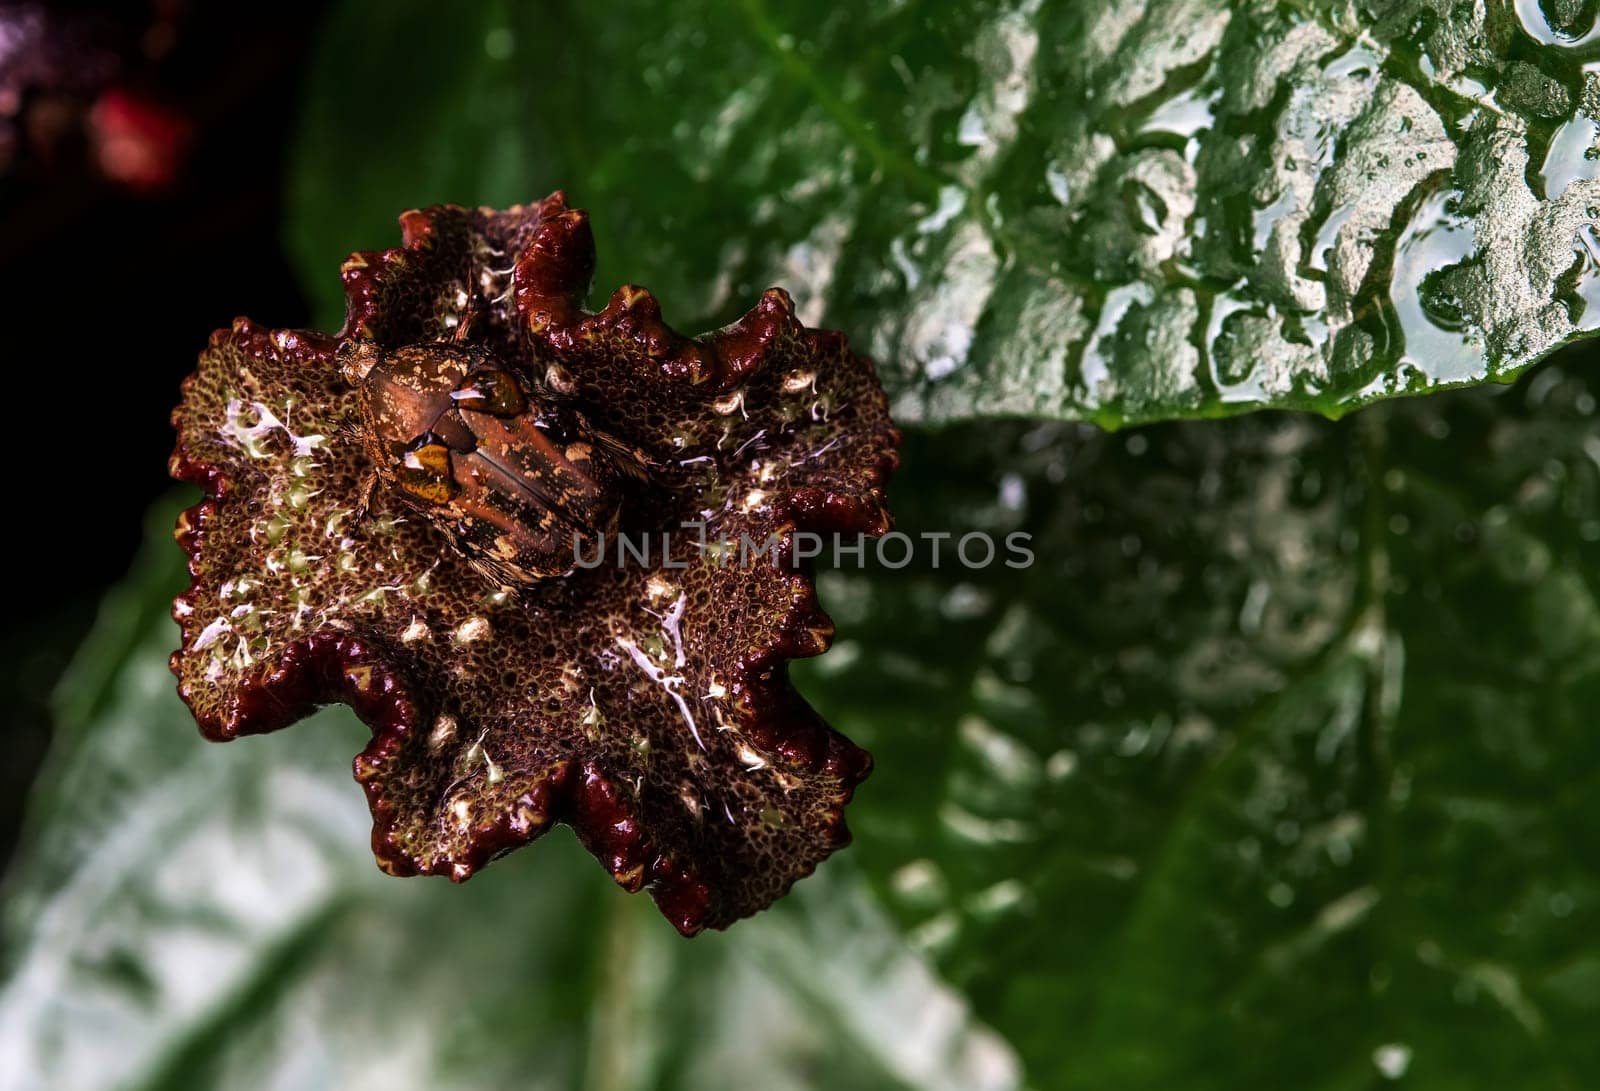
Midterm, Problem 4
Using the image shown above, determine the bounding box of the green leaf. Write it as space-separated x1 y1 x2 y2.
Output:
798 353 1600 1088
290 0 1600 426
0 507 1020 1091
7 358 1599 1087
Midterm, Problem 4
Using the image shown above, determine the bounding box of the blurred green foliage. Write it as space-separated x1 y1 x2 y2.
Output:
808 366 1600 1088
4 363 1597 1088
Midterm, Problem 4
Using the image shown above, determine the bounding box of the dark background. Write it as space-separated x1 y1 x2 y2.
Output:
0 1 327 862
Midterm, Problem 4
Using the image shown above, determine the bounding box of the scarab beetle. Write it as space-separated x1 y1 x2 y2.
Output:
339 337 649 587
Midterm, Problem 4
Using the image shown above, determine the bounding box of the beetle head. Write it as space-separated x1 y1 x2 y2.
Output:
337 339 382 386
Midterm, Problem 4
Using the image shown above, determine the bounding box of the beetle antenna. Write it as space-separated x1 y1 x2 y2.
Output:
452 265 481 345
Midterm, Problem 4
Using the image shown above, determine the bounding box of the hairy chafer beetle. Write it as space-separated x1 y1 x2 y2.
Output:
338 337 649 588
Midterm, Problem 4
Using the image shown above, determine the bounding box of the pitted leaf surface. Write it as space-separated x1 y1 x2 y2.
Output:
169 195 898 933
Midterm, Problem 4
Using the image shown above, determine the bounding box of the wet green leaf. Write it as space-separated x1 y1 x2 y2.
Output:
0 512 1019 1091
6 357 1598 1088
801 354 1600 1088
292 0 1600 426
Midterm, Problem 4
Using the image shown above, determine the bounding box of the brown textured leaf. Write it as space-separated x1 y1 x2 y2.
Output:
169 192 899 933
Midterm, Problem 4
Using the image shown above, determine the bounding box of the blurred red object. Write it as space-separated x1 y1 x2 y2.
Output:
87 85 190 191
0 0 192 191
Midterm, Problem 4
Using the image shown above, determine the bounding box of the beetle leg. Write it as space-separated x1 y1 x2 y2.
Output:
592 429 655 482
355 472 379 521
